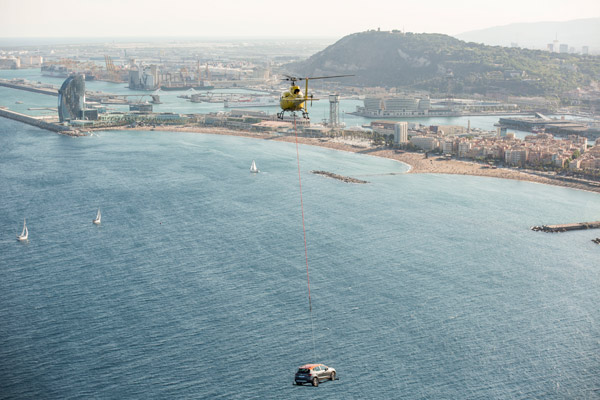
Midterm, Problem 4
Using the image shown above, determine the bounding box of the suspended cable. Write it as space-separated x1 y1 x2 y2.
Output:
294 114 317 361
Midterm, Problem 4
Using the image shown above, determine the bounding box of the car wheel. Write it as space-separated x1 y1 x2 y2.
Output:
330 371 336 381
295 382 303 386
312 377 319 387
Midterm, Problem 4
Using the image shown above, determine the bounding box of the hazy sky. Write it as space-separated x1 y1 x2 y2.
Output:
1 0 599 38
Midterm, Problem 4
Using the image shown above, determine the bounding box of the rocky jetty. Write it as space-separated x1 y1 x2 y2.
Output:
311 170 368 184
531 221 600 233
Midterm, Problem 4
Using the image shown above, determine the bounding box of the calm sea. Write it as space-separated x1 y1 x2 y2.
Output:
1 117 599 399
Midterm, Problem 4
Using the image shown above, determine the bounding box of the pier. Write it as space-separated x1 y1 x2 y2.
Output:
0 108 75 134
0 79 58 96
0 78 134 104
531 221 600 233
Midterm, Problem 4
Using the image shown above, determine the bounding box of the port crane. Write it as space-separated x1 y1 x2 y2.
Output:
277 74 353 120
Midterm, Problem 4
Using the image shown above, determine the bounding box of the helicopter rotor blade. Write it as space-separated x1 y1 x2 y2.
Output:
294 74 355 81
280 74 354 82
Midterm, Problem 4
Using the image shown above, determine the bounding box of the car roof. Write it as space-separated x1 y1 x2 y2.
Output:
299 363 324 369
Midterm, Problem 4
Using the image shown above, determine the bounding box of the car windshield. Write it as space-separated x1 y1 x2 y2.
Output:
297 368 310 373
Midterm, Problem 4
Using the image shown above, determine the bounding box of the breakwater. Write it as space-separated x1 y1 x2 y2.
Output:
531 221 600 232
0 79 124 104
311 170 368 184
0 80 58 96
0 108 75 134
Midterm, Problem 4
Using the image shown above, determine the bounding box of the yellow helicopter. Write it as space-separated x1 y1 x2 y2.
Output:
277 74 353 120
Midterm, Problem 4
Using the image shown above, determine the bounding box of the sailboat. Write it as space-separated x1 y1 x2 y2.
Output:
93 208 101 225
17 219 28 241
250 160 259 173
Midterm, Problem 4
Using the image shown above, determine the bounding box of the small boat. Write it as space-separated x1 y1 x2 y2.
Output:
17 219 28 241
250 160 259 173
93 208 101 225
224 96 278 108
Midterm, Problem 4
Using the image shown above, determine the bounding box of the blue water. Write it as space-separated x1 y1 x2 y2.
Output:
1 117 599 399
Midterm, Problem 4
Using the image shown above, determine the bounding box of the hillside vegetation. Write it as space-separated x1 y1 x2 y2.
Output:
286 31 600 96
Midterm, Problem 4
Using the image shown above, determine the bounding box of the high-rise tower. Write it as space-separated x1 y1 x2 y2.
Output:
329 94 340 127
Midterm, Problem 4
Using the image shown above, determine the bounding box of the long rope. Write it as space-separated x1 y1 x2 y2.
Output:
294 114 317 361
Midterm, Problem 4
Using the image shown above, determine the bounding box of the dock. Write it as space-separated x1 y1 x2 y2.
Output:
0 78 132 104
531 221 600 233
0 79 58 96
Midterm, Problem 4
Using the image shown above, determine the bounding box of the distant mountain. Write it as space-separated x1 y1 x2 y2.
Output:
285 30 600 96
455 18 600 54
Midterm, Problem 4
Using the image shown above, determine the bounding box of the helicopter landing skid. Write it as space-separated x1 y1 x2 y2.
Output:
277 110 310 120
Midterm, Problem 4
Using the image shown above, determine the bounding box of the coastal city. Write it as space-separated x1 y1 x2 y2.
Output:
1 4 600 397
1 35 600 193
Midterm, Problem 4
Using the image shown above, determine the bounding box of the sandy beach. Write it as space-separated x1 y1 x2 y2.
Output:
106 125 600 195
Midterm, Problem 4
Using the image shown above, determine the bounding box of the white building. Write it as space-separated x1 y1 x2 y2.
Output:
364 98 383 111
441 139 455 154
0 57 20 69
410 136 438 151
394 122 408 144
19 56 43 67
505 148 528 166
384 98 418 112
458 141 472 158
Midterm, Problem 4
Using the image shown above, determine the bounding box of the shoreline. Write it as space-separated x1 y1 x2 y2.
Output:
104 125 600 195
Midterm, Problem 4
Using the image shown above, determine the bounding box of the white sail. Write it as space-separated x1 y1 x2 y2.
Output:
250 160 259 173
93 208 101 224
17 219 28 241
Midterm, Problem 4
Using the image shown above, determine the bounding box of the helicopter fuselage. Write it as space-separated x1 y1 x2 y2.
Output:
279 85 305 112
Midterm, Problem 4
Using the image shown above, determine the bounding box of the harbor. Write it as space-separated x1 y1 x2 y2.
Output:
0 78 153 105
1 69 600 195
498 114 600 138
1 18 600 399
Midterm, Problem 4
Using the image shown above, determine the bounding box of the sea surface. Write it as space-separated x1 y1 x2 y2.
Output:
1 117 599 399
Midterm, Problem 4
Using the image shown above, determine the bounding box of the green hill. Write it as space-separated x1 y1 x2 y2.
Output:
286 30 600 96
